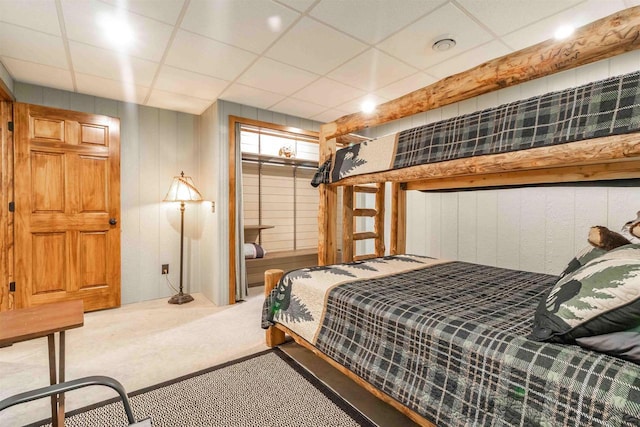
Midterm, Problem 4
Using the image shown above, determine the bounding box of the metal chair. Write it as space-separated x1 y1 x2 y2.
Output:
0 375 151 426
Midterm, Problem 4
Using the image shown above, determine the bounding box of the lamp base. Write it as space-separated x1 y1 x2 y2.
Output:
168 292 194 305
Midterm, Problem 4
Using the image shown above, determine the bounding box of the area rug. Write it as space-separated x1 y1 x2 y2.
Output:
29 349 376 427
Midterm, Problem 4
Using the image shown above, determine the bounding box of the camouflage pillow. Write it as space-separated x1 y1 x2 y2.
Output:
558 245 607 278
531 244 640 343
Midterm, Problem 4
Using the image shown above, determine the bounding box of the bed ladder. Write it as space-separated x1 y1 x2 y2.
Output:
342 183 385 262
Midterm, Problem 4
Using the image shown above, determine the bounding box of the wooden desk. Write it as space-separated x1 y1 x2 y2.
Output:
0 300 84 427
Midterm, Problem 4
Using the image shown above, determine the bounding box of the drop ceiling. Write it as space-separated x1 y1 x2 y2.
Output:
0 0 638 122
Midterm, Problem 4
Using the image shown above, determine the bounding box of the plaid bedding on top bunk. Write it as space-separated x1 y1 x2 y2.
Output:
312 70 640 186
262 255 640 427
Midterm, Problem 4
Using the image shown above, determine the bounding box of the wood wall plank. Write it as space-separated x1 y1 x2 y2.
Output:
544 189 575 274
519 189 545 273
457 192 477 263
118 102 141 304
440 193 458 260
138 106 161 301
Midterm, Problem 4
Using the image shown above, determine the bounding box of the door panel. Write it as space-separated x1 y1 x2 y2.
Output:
79 156 108 212
32 232 66 294
31 151 65 212
79 231 108 288
14 103 120 311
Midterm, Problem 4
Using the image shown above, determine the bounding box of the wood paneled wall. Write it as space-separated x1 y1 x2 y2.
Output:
366 51 640 275
14 83 201 305
199 100 321 305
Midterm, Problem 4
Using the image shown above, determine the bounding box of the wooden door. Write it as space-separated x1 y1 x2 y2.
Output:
14 103 120 311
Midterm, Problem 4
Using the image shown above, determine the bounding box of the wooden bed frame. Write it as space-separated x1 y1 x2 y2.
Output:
264 6 640 427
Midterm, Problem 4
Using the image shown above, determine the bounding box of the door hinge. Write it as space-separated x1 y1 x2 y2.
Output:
9 282 15 292
8 201 14 212
7 121 13 132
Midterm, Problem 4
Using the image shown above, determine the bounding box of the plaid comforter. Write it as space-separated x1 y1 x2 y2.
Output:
312 70 640 186
262 256 640 426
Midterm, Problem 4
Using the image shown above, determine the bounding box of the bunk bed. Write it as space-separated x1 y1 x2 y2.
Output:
262 7 640 427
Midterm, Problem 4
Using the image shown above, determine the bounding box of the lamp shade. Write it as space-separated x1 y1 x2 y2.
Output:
163 171 203 202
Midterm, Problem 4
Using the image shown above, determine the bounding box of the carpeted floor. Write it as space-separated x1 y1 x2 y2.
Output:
29 349 376 427
0 292 269 426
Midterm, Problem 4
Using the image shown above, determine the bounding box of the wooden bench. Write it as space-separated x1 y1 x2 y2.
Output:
246 248 318 287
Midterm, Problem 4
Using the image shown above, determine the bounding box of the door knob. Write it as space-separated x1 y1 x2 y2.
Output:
109 218 117 225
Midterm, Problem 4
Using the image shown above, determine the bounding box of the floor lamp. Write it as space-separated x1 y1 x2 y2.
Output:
163 171 202 304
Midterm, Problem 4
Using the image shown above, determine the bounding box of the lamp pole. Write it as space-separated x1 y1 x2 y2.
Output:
169 200 194 304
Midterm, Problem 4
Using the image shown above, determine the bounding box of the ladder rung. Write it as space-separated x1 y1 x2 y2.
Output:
354 208 377 217
354 185 378 194
354 254 377 261
353 232 378 241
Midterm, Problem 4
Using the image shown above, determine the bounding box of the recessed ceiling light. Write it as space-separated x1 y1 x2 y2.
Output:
98 12 134 49
554 24 575 40
432 37 456 52
361 99 376 114
268 15 282 32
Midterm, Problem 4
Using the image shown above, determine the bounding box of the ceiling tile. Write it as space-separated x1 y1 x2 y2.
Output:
154 66 229 100
62 0 173 62
292 77 365 108
165 30 257 81
377 2 493 70
456 0 583 37
274 0 316 12
311 108 350 123
426 40 512 79
501 0 627 51
181 0 299 54
270 97 326 118
237 58 319 96
374 72 436 100
146 89 212 115
0 22 68 69
100 0 185 25
75 72 148 104
70 41 158 87
310 0 445 44
337 93 388 115
1 56 73 91
265 17 367 74
219 83 286 109
328 48 418 92
0 0 61 36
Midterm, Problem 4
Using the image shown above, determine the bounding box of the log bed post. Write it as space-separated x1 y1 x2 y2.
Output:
342 186 354 262
390 182 406 255
374 182 385 256
264 269 285 347
318 135 338 266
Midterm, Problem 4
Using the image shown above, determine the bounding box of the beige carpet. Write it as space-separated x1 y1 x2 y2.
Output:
0 289 268 427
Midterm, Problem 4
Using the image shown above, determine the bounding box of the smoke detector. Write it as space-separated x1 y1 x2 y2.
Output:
432 36 456 52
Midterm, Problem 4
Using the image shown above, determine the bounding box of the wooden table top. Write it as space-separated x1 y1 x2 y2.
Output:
0 300 84 346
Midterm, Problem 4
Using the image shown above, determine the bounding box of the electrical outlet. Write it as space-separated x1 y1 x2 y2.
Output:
162 264 169 275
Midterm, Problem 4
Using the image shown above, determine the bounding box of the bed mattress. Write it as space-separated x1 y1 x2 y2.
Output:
262 255 640 426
